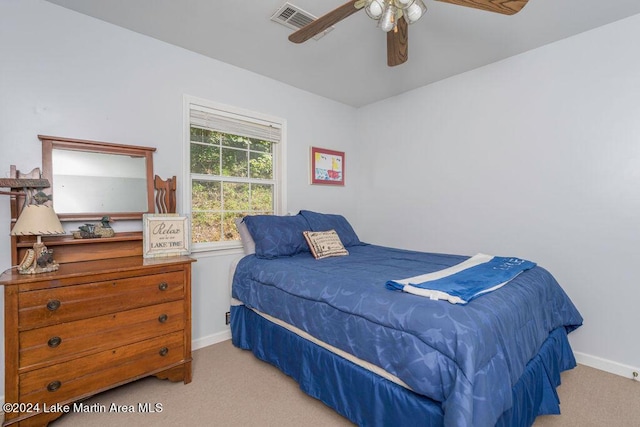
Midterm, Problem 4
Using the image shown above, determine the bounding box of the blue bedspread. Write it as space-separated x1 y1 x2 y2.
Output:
232 245 583 427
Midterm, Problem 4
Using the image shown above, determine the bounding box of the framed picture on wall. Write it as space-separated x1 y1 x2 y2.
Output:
310 147 345 186
143 214 191 258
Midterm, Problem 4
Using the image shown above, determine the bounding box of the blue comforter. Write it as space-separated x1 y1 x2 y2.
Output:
232 245 583 427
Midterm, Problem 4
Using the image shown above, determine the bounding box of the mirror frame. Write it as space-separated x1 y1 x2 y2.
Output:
40 135 156 221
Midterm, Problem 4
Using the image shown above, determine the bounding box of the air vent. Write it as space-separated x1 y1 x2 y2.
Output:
271 3 334 40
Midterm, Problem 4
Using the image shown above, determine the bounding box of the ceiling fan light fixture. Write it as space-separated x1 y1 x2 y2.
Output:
365 0 386 20
404 0 427 24
364 0 425 32
394 0 414 7
378 3 397 32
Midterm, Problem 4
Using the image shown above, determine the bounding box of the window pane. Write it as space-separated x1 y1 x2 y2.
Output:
250 138 271 153
191 143 220 175
192 180 221 210
251 184 273 212
190 127 203 142
222 134 249 149
222 212 243 241
249 151 273 179
221 147 248 177
203 130 221 145
223 182 249 211
192 212 221 243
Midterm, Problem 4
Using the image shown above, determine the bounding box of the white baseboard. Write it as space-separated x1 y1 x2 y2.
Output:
192 329 231 351
574 351 639 380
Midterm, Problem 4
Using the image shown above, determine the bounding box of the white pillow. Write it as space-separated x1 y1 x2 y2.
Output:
234 218 256 255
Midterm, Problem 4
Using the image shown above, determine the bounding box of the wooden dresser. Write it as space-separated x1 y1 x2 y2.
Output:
0 235 195 426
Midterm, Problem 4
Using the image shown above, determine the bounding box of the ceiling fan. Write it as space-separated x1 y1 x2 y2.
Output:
288 0 530 67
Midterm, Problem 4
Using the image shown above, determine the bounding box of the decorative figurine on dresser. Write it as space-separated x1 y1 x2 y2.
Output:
0 136 194 426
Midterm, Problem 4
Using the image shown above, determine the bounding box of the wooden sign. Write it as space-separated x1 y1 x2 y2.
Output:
143 214 190 258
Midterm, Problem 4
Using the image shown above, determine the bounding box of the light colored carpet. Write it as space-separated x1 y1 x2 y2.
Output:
533 362 640 427
50 340 640 426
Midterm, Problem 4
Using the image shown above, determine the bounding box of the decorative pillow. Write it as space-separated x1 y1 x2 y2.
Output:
234 218 255 255
303 230 349 260
243 214 311 259
299 210 363 247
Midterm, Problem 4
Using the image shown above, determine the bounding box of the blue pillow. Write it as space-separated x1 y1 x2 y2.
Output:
298 210 362 247
243 214 311 259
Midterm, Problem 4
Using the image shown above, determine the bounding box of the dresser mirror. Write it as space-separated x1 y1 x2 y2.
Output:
40 135 156 221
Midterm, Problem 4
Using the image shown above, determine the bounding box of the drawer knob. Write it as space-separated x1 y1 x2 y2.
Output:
46 300 61 311
47 380 62 392
159 347 169 357
158 282 168 291
47 336 62 348
158 314 168 323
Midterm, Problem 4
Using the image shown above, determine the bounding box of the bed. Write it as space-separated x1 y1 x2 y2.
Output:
230 211 583 427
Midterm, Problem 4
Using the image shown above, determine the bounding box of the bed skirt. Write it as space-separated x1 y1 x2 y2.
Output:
230 305 576 427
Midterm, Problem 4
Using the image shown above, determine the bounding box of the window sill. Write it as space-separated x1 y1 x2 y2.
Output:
190 242 245 258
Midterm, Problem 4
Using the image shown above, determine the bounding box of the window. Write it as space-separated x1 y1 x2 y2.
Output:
184 97 285 251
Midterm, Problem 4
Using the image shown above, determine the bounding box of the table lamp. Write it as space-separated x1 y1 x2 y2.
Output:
11 204 65 274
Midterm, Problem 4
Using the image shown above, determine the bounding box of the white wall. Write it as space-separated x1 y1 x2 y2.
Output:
0 0 360 392
356 14 640 376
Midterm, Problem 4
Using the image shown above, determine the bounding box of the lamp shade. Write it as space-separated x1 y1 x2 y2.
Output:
11 204 65 236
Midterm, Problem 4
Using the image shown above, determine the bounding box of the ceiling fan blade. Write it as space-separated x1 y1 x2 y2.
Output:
288 0 362 44
387 16 408 67
435 0 529 15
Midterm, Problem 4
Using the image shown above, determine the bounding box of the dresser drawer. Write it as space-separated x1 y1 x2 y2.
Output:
19 301 185 369
18 331 185 413
18 271 184 330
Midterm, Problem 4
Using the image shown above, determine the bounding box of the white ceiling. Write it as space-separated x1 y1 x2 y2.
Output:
46 0 640 107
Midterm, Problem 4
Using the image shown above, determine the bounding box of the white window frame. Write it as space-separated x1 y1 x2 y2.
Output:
183 95 287 253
